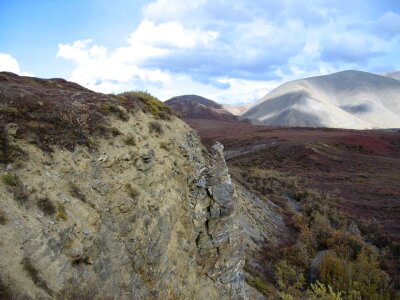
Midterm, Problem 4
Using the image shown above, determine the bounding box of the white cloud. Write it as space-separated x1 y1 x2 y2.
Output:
143 0 206 23
0 53 33 76
55 0 400 104
56 19 219 94
130 20 218 49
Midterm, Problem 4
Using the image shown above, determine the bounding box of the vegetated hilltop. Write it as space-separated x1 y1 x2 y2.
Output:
166 94 239 122
241 70 400 129
189 118 400 299
0 72 251 299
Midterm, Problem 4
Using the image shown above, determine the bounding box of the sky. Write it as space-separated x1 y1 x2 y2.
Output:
1 0 400 104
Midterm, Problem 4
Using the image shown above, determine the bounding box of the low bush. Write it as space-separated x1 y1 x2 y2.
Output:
149 121 163 135
124 135 136 146
247 277 274 295
37 197 56 216
125 183 140 199
56 203 68 221
159 141 170 151
119 91 176 120
2 173 18 187
2 173 29 204
0 209 8 225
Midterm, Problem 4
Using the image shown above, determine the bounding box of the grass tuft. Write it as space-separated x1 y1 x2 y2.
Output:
149 121 163 135
125 183 140 199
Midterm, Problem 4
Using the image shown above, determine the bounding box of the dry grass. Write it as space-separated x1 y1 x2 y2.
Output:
69 183 86 202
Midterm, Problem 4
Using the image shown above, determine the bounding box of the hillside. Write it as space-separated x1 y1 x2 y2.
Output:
0 72 255 299
188 119 400 298
241 70 400 129
166 95 238 122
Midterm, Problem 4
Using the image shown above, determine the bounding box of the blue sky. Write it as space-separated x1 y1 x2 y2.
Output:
1 0 400 104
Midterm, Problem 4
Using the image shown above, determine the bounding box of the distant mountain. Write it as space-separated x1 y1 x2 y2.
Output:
222 104 251 116
241 70 400 129
383 71 400 81
165 95 238 121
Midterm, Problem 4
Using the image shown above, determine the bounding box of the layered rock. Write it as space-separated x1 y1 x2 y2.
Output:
189 142 245 299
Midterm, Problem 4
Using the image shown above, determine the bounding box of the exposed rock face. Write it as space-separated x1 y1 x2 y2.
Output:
0 73 246 299
189 142 245 299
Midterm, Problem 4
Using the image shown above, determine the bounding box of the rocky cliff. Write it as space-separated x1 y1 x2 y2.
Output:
0 72 246 299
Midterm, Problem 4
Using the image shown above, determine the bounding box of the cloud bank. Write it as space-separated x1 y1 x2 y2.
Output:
56 0 400 104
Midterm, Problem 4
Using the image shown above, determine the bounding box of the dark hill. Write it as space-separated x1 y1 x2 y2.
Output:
166 95 238 122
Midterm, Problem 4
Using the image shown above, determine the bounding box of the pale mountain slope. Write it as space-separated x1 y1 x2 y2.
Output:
222 104 251 116
241 70 400 129
383 71 400 81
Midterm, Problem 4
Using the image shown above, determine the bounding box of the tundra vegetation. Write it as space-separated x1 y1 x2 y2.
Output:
232 166 400 299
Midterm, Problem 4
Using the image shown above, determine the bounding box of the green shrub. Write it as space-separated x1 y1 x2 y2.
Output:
2 173 18 187
102 103 128 121
247 277 274 295
318 248 389 299
275 259 305 292
307 281 343 300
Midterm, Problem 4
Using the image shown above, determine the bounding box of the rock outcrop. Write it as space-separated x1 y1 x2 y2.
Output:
0 72 246 299
189 142 245 299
